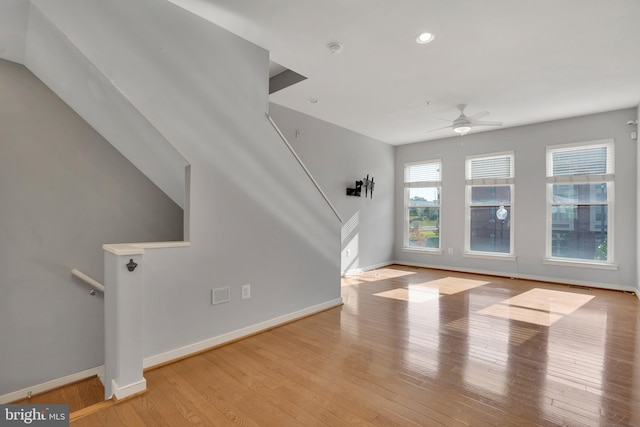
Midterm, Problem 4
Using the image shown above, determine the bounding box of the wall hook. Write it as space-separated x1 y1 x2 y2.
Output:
126 259 138 272
346 174 374 198
346 180 363 197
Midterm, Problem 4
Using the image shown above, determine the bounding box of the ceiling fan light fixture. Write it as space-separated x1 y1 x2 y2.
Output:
416 32 434 44
453 124 471 134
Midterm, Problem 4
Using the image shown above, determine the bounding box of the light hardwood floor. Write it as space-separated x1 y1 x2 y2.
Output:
67 265 639 426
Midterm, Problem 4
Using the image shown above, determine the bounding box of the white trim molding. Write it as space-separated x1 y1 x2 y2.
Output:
543 258 619 270
392 260 635 293
111 378 147 401
143 298 344 369
0 366 104 404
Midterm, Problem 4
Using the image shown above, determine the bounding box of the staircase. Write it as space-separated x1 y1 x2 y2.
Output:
11 376 111 421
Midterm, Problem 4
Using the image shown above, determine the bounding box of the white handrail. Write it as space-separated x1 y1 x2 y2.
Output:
71 268 105 293
267 114 343 223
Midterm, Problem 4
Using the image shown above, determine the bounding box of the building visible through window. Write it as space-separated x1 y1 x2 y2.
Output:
546 140 614 263
465 152 514 256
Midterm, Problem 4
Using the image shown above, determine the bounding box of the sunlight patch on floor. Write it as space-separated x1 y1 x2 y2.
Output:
374 286 440 303
372 275 489 302
503 288 594 314
345 268 417 285
412 276 490 295
478 288 595 326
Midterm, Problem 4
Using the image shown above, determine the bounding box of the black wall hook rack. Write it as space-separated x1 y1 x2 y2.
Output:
346 180 363 197
346 174 374 198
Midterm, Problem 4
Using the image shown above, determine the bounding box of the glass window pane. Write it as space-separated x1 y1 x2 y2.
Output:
409 187 440 206
408 206 440 249
469 206 510 253
551 205 608 260
552 183 607 203
470 186 511 205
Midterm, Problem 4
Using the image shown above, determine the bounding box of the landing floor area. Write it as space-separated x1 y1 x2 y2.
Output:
73 265 640 425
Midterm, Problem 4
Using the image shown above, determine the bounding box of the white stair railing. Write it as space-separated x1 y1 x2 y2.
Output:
267 114 343 223
71 268 105 294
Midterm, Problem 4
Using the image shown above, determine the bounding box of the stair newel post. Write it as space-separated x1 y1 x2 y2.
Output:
103 244 146 400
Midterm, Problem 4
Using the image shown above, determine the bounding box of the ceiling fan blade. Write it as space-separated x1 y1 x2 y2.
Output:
473 121 503 127
427 125 454 133
435 117 454 122
468 111 490 121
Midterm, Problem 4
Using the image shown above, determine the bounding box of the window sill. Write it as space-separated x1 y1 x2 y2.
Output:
402 247 443 255
543 258 618 270
463 252 516 261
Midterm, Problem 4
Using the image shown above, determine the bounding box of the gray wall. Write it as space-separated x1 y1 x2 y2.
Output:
21 0 341 365
0 59 183 395
637 103 640 295
395 108 637 290
269 103 395 275
0 0 28 64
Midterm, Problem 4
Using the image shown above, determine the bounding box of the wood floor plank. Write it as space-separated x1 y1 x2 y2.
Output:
61 265 640 426
12 376 104 413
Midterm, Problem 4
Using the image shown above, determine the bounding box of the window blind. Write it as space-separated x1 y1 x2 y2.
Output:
405 160 441 187
546 140 614 183
465 152 514 185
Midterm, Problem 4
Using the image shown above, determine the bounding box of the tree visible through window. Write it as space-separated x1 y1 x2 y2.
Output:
404 160 441 250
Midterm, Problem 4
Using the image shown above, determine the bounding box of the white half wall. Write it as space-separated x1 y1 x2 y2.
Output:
0 59 184 397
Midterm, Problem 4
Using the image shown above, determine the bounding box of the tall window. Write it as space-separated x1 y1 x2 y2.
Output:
465 152 514 255
546 140 614 263
404 160 441 251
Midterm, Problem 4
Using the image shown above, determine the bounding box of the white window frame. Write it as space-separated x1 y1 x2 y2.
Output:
464 151 515 259
544 139 616 269
403 160 442 253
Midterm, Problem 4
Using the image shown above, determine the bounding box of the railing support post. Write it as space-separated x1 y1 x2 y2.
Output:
103 244 146 400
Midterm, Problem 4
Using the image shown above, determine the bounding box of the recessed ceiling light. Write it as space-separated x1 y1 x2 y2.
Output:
327 42 343 55
308 98 319 104
416 32 435 44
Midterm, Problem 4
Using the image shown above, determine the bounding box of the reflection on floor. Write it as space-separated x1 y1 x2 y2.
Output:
479 288 595 326
68 264 639 427
341 265 640 426
374 276 489 302
365 269 596 328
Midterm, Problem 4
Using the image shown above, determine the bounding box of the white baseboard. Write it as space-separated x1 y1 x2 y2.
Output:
393 260 637 293
0 299 343 404
143 297 344 369
111 378 147 400
0 365 104 404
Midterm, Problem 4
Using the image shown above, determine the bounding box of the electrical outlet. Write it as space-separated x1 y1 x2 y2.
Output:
242 284 251 300
448 247 453 254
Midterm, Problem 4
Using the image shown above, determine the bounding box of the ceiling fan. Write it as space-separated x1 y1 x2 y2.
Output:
430 104 503 135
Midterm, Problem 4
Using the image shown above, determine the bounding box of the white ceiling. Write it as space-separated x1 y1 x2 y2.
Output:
141 1 640 144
